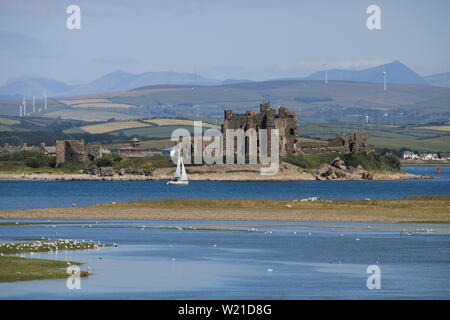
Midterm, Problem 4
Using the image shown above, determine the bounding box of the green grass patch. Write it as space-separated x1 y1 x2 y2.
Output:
0 239 109 282
282 153 339 169
0 256 88 282
282 151 400 171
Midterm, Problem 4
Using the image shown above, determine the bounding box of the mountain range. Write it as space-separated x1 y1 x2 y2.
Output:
0 61 449 100
302 60 426 84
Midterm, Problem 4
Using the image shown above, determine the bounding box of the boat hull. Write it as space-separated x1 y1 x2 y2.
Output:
167 180 189 185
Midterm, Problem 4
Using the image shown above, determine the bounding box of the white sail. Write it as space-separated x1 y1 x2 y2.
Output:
180 156 188 181
167 148 188 185
173 151 181 179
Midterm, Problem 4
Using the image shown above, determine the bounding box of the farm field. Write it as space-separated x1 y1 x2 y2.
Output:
64 120 152 134
0 117 20 125
43 109 137 122
368 137 450 152
0 125 13 132
116 125 199 139
106 139 174 151
69 103 136 109
144 118 220 128
58 98 111 105
299 123 450 152
417 126 450 132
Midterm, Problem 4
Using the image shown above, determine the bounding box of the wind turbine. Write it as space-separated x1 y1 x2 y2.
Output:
18 104 22 117
324 64 328 85
22 96 26 116
32 96 35 113
44 89 47 110
382 70 387 91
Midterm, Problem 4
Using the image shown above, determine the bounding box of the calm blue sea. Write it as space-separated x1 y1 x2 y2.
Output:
0 167 449 210
0 220 449 299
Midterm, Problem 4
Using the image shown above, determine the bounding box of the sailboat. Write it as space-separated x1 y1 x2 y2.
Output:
167 148 189 185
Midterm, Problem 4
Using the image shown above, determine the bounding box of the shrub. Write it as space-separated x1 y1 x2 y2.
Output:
282 153 339 169
94 157 113 167
25 157 46 168
341 152 400 171
0 151 51 168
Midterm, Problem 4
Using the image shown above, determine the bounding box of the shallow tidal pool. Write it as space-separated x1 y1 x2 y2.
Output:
0 220 449 299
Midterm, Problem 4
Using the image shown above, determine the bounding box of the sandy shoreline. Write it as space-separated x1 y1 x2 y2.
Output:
1 197 449 223
0 162 428 181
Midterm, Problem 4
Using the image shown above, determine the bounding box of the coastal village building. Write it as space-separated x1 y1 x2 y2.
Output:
438 153 450 160
420 153 439 161
0 143 21 153
403 150 448 161
118 138 153 157
403 151 420 160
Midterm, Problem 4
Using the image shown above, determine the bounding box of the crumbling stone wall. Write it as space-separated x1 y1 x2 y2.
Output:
86 144 103 161
56 140 85 165
294 131 372 155
56 140 106 165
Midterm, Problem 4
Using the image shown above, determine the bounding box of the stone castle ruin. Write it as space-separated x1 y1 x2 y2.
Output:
222 102 298 156
56 140 109 166
221 102 372 156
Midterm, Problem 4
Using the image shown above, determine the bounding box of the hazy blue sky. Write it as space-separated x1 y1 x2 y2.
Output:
1 0 449 84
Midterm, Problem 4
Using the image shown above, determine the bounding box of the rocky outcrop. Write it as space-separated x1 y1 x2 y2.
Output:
314 157 374 181
83 165 153 177
83 165 99 175
99 167 114 177
361 171 373 180
118 167 153 176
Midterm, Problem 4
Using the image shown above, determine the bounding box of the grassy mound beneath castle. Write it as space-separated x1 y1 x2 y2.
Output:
0 150 401 175
0 151 174 174
282 151 401 172
93 153 173 170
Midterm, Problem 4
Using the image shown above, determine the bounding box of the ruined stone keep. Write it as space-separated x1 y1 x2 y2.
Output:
222 102 298 156
221 102 372 156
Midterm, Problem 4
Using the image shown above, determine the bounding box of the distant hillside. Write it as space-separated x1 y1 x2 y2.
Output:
1 76 449 126
37 80 450 125
0 77 74 97
424 72 450 88
0 61 439 99
64 70 221 96
304 61 427 85
0 71 222 99
0 94 21 101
